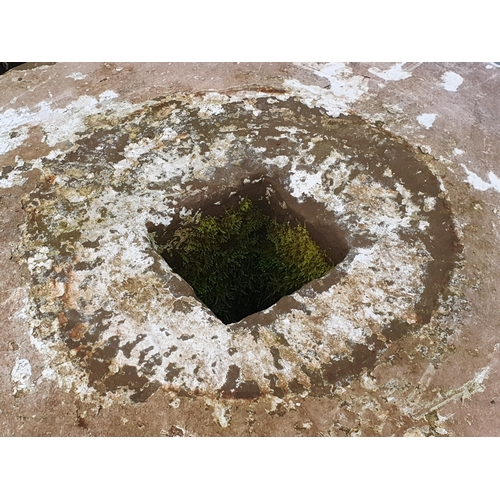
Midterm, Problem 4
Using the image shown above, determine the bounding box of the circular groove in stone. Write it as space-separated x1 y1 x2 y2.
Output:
20 90 460 402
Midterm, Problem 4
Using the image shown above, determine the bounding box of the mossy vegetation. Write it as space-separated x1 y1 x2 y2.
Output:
161 199 333 324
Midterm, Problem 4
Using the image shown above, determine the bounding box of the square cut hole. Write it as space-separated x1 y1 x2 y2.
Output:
148 178 348 324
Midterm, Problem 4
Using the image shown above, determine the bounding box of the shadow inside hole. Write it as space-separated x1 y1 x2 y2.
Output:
147 177 349 324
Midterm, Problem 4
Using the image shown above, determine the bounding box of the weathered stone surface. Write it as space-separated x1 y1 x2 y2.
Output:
1 62 499 436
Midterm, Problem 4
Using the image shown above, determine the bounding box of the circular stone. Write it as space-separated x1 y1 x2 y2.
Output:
20 90 459 403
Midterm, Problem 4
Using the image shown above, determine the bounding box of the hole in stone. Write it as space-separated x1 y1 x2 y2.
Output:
148 177 349 324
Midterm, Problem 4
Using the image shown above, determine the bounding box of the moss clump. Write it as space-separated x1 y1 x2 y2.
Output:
162 199 332 324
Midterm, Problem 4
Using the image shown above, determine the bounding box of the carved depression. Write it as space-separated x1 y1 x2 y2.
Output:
20 91 459 402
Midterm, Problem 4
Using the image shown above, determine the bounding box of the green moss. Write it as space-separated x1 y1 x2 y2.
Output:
161 199 332 324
